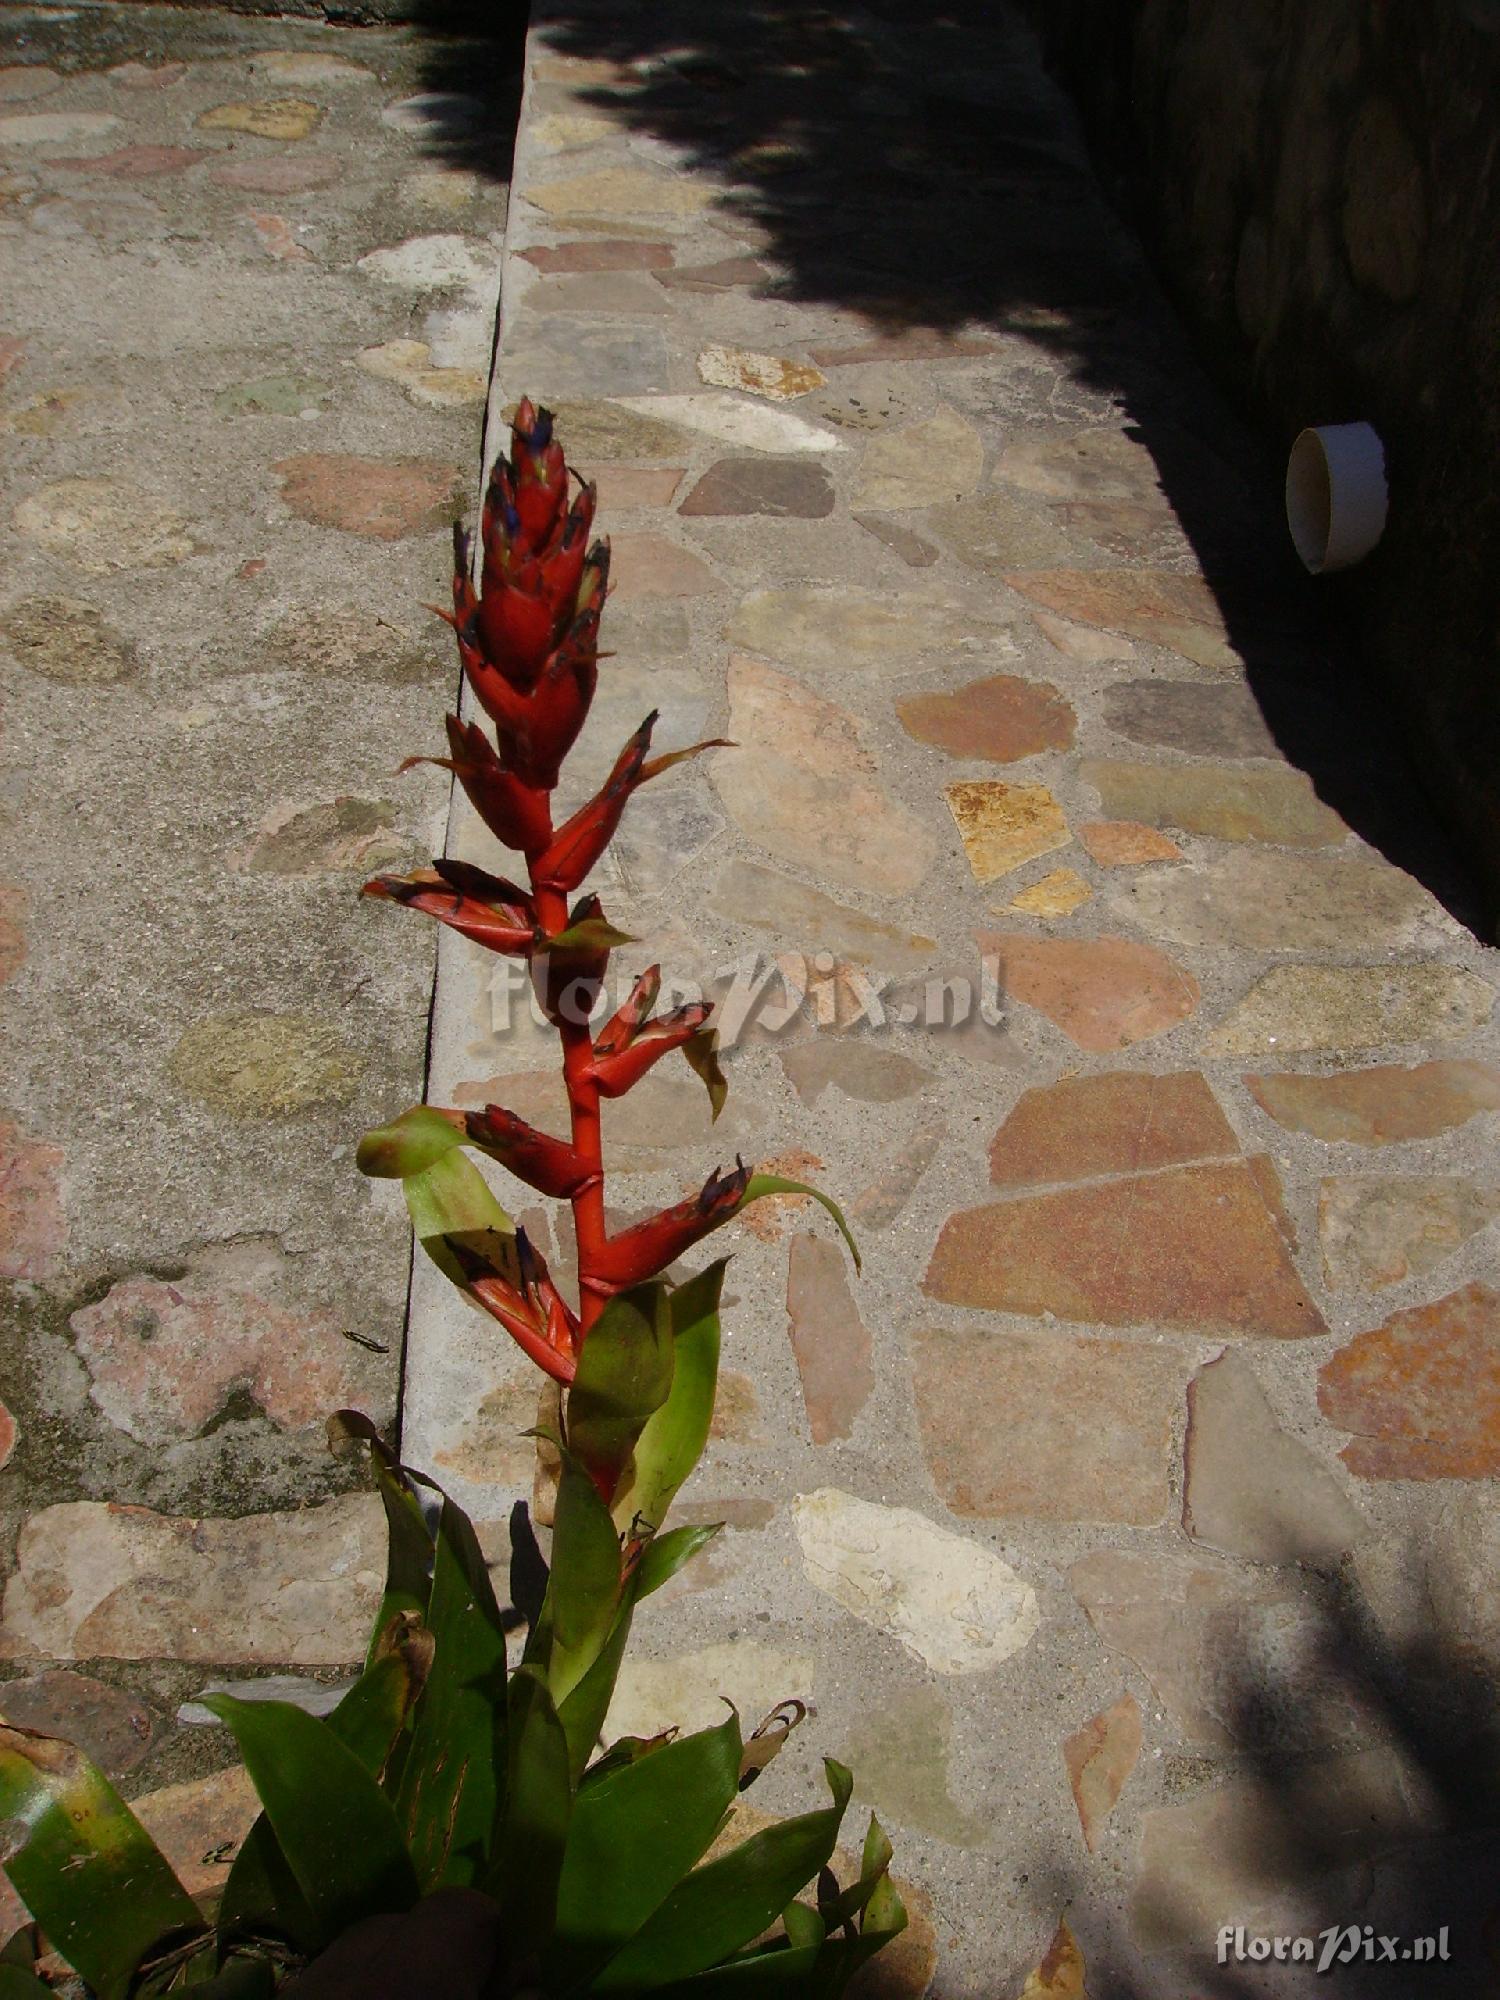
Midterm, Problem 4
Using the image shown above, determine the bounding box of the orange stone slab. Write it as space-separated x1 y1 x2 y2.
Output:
979 930 1199 1050
1078 819 1183 866
924 1160 1325 1338
1245 1061 1500 1145
896 673 1075 763
988 1071 1239 1187
1318 1282 1500 1478
1063 1692 1143 1851
786 1233 874 1444
912 1325 1183 1522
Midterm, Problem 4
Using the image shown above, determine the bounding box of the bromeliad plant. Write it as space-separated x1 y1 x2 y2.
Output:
0 404 904 1998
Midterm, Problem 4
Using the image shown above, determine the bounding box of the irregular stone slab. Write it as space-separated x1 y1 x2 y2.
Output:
781 1041 934 1106
1006 867 1091 916
527 167 713 219
1318 1176 1500 1291
0 66 61 103
946 780 1070 882
357 338 485 408
519 239 674 272
357 232 496 291
1183 1348 1365 1560
678 457 834 518
607 1640 815 1741
931 490 1095 571
1063 1692 1142 1851
265 605 442 684
697 344 825 400
925 1160 1325 1338
533 398 694 461
1131 1750 1436 1952
14 478 194 572
841 1687 989 1848
1020 1919 1090 1998
729 585 1010 672
852 513 939 567
529 110 615 151
209 151 341 193
607 532 718 599
1077 822 1179 868
1207 963 1496 1056
380 92 486 138
1245 1060 1500 1144
978 931 1200 1050
988 1070 1238 1187
253 50 371 84
1005 569 1236 669
0 1669 158 1777
1034 609 1133 661
850 1117 945 1230
657 254 769 291
53 143 209 178
613 392 846 455
0 1119 65 1280
1070 1545 1366 1751
169 1011 362 1115
709 859 935 972
196 98 323 142
0 112 121 145
812 331 1001 366
1081 758 1346 847
1102 677 1280 758
714 656 934 895
2 594 134 683
591 465 684 510
1318 1283 1500 1479
0 1494 382 1664
217 372 329 417
913 1325 1182 1524
999 427 1166 507
1115 846 1445 953
792 1488 1040 1675
786 1233 874 1444
853 404 984 510
897 673 1074 763
109 62 189 89
69 1243 380 1445
273 454 463 540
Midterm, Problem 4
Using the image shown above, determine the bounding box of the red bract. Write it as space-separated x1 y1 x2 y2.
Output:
582 1162 751 1299
362 860 535 955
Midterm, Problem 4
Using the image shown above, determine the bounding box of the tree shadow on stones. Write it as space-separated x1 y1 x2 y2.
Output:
412 0 1485 932
1001 1535 1500 2000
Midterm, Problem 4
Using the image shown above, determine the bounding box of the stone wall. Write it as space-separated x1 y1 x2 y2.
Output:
1019 0 1500 924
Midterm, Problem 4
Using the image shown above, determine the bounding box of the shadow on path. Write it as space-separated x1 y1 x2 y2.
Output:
414 0 1485 932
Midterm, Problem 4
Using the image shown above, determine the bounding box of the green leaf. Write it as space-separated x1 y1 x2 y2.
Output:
397 1499 509 1891
529 1453 625 1708
403 1145 516 1287
490 1664 573 1966
566 1283 674 1504
738 1176 860 1274
356 1104 465 1179
551 1712 742 1991
543 916 637 953
555 1590 636 1785
641 1942 824 1995
781 1902 825 1951
682 1029 728 1122
0 1968 53 1999
200 1697 418 1945
634 1523 721 1600
591 1759 854 1992
615 1260 725 1535
367 1455 438 1663
0 1725 202 2000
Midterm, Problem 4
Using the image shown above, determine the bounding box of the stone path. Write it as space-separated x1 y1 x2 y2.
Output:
0 0 513 1925
3 1 1500 1994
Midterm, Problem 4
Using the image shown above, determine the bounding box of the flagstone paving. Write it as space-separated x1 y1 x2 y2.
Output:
3 0 1500 1994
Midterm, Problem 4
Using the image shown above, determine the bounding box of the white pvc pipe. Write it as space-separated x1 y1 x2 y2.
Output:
1285 422 1389 574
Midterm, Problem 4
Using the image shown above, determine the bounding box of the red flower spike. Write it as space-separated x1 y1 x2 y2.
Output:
589 1002 715 1099
463 1103 598 1199
506 605 602 791
509 400 569 551
594 966 662 1059
584 1159 751 1294
398 716 552 859
476 570 561 691
362 863 535 955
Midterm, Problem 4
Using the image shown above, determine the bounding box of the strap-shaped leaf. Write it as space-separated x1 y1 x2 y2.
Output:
490 1663 572 1966
550 1712 742 1991
614 1260 725 1535
527 1451 625 1709
397 1499 509 1891
356 1104 464 1180
566 1282 673 1504
402 1142 517 1295
738 1176 860 1273
200 1697 418 1946
646 1943 823 1994
509 1497 550 1631
0 1967 55 1999
591 1760 854 1992
634 1523 721 1601
555 1589 636 1785
682 1028 728 1122
0 1725 202 2000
